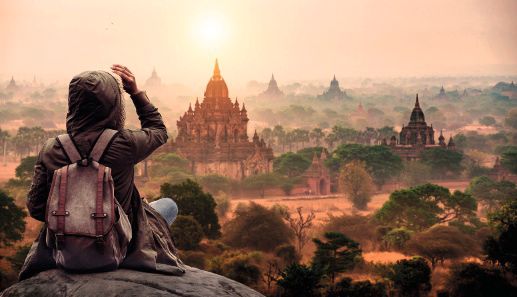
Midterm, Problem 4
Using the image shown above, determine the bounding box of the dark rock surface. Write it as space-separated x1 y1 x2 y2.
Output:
0 267 265 297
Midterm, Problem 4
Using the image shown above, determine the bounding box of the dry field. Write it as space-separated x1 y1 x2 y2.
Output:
0 162 18 183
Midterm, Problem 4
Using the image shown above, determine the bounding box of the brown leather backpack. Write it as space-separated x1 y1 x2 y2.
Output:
45 129 132 271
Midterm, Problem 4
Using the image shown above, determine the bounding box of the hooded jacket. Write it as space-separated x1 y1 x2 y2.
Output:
19 71 185 280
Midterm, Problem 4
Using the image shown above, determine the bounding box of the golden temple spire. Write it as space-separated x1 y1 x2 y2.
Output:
213 58 221 80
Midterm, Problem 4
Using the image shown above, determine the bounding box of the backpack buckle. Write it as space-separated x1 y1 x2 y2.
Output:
55 233 65 250
77 157 92 167
95 235 105 249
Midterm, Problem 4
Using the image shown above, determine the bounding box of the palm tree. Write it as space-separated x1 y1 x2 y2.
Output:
310 128 325 146
0 128 9 166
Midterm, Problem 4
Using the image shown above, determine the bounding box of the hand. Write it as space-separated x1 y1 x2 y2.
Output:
111 64 140 95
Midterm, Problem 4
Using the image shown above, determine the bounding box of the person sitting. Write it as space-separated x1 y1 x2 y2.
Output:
19 65 185 280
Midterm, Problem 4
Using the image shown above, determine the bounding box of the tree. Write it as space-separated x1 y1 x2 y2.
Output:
405 226 478 268
484 199 517 274
0 189 26 247
375 184 477 231
399 161 432 187
504 108 517 129
500 146 517 174
323 214 380 251
389 257 431 297
479 116 496 126
310 128 326 146
382 228 413 251
420 148 464 177
198 174 232 194
284 207 316 254
445 263 516 297
338 160 375 210
150 153 189 178
160 179 221 239
333 278 387 297
273 152 311 178
466 176 517 212
275 244 300 266
241 173 281 197
209 250 262 286
297 146 328 161
328 144 403 188
170 215 204 250
15 156 37 181
223 202 294 252
277 263 322 297
312 232 362 285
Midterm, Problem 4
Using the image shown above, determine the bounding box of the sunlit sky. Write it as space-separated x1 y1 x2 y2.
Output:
1 0 516 88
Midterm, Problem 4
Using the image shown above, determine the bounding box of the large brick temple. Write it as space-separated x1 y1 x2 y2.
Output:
172 60 274 180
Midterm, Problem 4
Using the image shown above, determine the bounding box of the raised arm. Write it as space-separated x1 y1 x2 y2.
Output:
111 65 168 163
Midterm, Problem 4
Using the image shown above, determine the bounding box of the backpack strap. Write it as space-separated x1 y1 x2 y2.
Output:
56 134 82 164
89 129 118 162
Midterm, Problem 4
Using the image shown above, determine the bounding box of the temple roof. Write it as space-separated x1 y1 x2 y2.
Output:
409 94 426 124
204 59 229 98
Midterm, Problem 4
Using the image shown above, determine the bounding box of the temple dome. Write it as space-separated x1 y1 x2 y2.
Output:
204 59 229 98
409 94 426 124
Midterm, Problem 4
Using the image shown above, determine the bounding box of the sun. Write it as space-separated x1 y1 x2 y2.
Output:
194 14 227 48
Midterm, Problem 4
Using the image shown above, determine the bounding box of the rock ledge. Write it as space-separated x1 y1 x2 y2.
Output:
1 267 265 297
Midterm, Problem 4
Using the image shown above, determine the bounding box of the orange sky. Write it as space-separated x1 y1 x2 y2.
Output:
1 0 516 88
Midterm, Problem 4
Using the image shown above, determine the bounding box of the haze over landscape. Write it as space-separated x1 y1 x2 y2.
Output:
1 1 517 297
1 0 517 88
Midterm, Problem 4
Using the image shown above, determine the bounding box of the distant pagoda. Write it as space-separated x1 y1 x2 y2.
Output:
259 74 284 98
317 75 348 100
145 68 162 88
436 85 447 99
6 76 18 91
386 94 455 160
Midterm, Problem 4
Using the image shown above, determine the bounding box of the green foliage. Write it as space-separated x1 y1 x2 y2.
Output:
333 278 387 297
208 250 262 286
170 215 204 250
160 179 221 239
479 116 496 126
420 148 464 177
399 161 432 187
241 173 282 197
328 144 403 187
312 232 362 284
484 199 517 273
150 153 192 182
445 263 516 297
322 214 380 251
375 184 477 231
297 146 327 161
177 250 206 269
405 226 478 268
276 263 322 297
466 176 517 211
500 146 517 174
222 202 294 252
382 228 413 251
0 189 26 247
273 152 311 178
198 174 232 194
389 257 431 297
504 108 517 129
338 160 375 210
15 156 37 181
274 244 300 266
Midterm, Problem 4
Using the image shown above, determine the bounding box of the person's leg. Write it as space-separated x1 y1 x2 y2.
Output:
149 198 178 225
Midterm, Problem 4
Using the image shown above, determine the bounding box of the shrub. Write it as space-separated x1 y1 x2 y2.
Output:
170 215 204 250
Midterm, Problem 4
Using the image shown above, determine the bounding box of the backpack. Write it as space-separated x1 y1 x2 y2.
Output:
45 129 132 271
